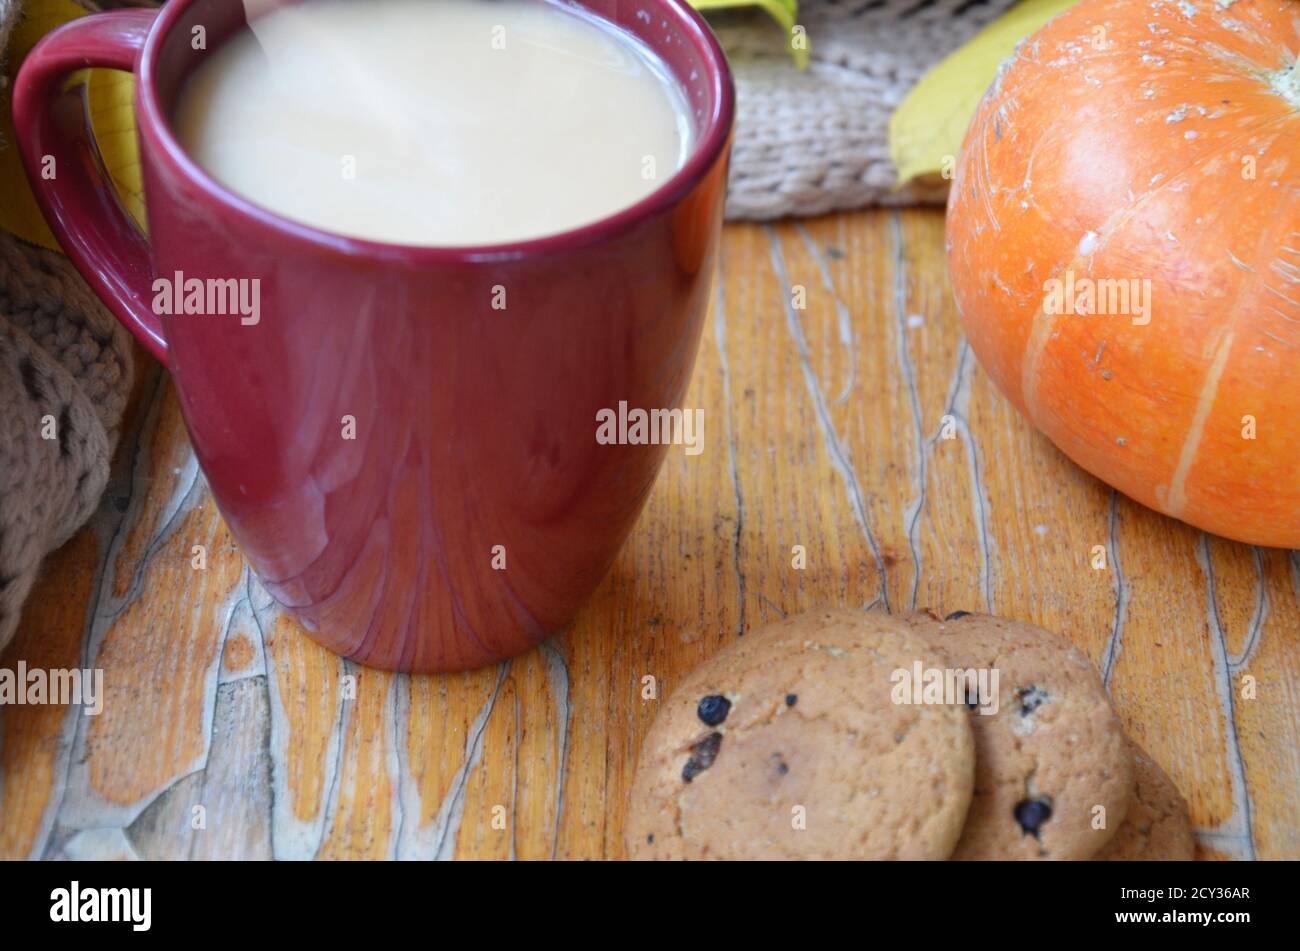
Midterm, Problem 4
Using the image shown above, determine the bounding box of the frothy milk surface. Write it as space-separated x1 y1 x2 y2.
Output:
172 0 693 246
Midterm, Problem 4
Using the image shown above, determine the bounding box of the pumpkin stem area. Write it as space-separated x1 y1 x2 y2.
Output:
1273 53 1300 108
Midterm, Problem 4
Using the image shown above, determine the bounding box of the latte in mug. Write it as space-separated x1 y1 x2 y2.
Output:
172 0 694 246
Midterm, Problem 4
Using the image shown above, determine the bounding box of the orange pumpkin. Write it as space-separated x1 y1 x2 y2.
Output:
947 0 1300 548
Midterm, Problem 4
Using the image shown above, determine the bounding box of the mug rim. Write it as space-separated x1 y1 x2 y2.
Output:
135 0 735 262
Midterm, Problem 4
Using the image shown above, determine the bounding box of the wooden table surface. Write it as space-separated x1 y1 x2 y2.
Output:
2 208 1297 861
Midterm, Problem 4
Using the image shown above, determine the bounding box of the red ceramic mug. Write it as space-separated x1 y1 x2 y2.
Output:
13 0 733 672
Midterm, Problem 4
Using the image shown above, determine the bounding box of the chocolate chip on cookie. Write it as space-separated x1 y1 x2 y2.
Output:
696 695 731 727
1014 797 1053 837
681 732 723 782
1016 685 1049 716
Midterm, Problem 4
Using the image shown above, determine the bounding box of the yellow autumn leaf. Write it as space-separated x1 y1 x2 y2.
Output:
691 0 808 70
85 68 146 232
0 0 85 249
889 0 1079 189
0 0 145 250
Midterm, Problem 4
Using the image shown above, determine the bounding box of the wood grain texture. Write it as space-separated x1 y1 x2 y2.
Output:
1 210 1296 859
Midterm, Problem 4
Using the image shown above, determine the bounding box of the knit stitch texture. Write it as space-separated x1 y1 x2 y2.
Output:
714 0 1015 219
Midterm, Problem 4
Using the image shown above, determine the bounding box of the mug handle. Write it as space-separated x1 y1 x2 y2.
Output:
11 9 168 366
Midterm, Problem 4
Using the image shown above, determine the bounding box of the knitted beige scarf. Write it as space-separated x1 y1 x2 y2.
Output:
714 0 1016 218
